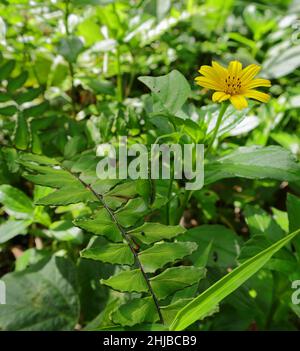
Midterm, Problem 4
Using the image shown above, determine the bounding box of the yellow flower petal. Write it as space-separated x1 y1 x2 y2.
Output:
230 95 248 110
244 90 270 103
197 66 224 89
239 64 261 84
212 91 231 102
212 61 228 80
195 76 221 90
243 78 271 89
228 60 242 77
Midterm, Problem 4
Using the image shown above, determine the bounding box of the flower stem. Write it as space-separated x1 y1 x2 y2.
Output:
206 102 229 154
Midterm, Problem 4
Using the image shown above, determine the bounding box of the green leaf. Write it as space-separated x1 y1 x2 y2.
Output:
169 228 300 331
23 101 49 118
144 0 171 20
0 256 80 331
0 219 32 244
115 197 148 227
237 235 270 263
20 162 79 188
244 205 284 242
101 269 148 293
178 225 241 268
74 209 122 242
150 266 206 300
64 135 86 159
161 299 193 326
0 184 34 218
138 70 191 114
287 193 300 254
111 297 158 327
287 193 300 233
35 186 97 205
15 87 43 105
128 222 185 245
0 92 11 102
15 248 51 272
139 241 198 273
0 60 15 80
81 243 134 265
205 146 300 185
263 44 300 79
81 77 115 95
14 113 29 150
105 180 141 198
0 105 18 116
7 71 28 92
58 36 84 63
44 220 83 244
19 152 59 165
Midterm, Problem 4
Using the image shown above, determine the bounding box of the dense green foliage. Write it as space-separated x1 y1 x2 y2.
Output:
0 0 300 331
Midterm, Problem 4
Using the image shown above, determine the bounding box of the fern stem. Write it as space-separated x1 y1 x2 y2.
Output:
67 170 164 324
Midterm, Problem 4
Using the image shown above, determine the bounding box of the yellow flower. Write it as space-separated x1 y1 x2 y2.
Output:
195 60 271 110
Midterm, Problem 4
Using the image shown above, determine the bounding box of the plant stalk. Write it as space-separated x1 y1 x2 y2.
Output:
206 102 229 154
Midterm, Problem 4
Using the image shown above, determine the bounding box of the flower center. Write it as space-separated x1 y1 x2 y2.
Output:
224 75 242 95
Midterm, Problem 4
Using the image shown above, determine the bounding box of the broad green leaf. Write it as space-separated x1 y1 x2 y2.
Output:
15 248 51 271
92 179 121 194
0 60 15 80
58 36 84 63
128 222 185 245
0 256 80 331
205 146 300 185
77 257 114 322
15 87 43 105
139 241 198 273
0 105 18 116
271 132 300 156
19 152 59 165
14 114 29 150
150 266 206 300
263 44 300 79
23 101 49 118
115 197 148 227
244 205 284 242
138 70 191 114
169 228 300 331
101 269 148 293
0 92 11 102
237 235 270 263
7 71 28 92
81 243 134 265
35 186 97 206
178 225 241 268
74 209 122 242
271 207 289 233
44 220 83 244
81 77 115 95
105 180 141 198
23 166 78 188
0 219 32 244
111 297 158 327
0 184 34 218
64 135 86 159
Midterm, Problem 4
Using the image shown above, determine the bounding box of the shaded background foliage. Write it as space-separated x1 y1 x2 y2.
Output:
0 0 300 331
